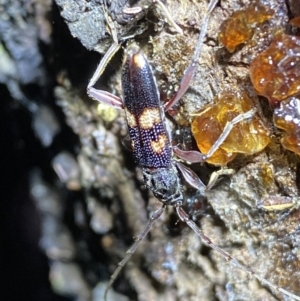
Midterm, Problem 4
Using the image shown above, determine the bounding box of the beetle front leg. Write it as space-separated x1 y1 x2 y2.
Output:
87 42 124 109
88 88 124 109
87 42 121 89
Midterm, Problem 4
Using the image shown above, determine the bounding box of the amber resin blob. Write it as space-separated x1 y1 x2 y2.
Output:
250 32 300 104
219 1 273 53
191 91 270 165
273 96 300 155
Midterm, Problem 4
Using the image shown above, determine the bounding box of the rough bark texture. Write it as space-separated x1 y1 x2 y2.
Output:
1 0 300 301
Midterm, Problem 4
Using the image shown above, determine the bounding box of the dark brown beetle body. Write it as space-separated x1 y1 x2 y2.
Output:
122 44 172 169
122 44 184 205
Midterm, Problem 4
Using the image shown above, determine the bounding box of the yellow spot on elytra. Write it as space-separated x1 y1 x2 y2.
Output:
139 108 162 129
151 135 168 154
124 107 137 127
133 53 146 69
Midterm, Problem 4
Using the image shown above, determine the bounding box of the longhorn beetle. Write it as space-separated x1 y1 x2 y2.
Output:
87 0 300 300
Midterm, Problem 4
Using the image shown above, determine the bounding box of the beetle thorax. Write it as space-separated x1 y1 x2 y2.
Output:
143 165 183 206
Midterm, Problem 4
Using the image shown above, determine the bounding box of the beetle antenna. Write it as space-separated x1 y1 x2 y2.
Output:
175 206 300 301
104 206 166 301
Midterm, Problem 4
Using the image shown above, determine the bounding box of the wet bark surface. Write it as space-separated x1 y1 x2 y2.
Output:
1 0 300 301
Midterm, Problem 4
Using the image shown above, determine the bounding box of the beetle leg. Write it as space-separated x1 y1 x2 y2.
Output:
87 42 121 90
174 108 257 163
206 168 235 190
175 162 206 192
174 149 235 190
87 42 124 109
164 0 218 112
174 108 257 190
201 108 257 161
88 88 124 109
173 146 206 163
